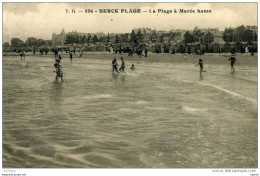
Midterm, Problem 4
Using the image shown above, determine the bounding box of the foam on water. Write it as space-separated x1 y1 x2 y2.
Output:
181 106 207 113
183 80 257 105
197 82 257 105
40 67 45 71
99 94 111 98
84 94 112 99
136 101 147 104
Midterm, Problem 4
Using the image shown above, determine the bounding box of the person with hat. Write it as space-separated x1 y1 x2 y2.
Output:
228 54 236 73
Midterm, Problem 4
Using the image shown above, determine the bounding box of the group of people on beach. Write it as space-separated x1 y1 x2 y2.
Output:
111 57 135 73
111 47 148 58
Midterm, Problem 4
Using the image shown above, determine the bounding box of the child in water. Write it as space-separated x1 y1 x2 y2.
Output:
130 64 135 70
196 59 203 73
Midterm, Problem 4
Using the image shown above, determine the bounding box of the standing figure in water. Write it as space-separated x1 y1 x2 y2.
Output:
20 50 25 60
54 59 64 82
112 57 119 73
119 57 125 72
196 59 203 73
145 48 148 57
70 52 73 63
229 54 236 73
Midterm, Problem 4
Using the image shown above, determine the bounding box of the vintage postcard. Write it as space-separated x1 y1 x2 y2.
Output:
2 1 258 174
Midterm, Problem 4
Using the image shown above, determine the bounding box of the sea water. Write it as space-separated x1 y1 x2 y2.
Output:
3 56 257 168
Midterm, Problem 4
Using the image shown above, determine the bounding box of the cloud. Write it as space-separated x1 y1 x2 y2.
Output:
3 3 41 15
3 3 257 43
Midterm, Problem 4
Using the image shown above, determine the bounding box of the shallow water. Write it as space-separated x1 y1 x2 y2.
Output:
3 56 257 168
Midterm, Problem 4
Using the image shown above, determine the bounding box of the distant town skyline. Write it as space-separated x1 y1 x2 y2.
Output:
3 2 257 43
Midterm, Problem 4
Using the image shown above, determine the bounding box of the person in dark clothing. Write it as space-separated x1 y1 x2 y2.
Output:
196 59 203 73
119 57 125 72
55 50 58 58
145 48 148 57
20 51 25 60
228 54 236 72
138 49 142 58
112 57 119 73
40 49 43 55
70 52 73 63
129 49 133 57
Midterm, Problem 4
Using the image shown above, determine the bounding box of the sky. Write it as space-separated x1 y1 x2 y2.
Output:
3 2 258 43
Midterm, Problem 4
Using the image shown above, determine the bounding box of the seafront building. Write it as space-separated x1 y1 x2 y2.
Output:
16 25 259 53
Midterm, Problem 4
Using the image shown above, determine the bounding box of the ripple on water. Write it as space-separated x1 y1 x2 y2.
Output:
3 57 258 168
31 146 56 157
69 145 94 154
83 153 123 168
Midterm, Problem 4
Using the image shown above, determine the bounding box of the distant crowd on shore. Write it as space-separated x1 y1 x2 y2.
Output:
108 47 148 58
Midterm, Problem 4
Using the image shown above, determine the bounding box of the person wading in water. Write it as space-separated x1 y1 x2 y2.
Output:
112 57 119 73
196 59 204 73
119 57 125 73
229 54 236 73
54 59 64 82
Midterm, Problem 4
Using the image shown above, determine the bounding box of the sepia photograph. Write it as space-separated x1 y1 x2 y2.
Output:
1 1 258 174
